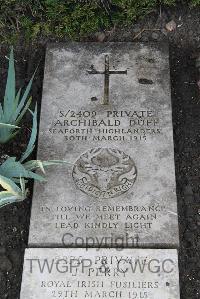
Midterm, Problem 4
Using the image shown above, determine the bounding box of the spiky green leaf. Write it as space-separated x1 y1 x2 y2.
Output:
0 175 27 208
0 157 46 182
23 160 68 171
0 48 36 144
4 47 15 121
0 123 20 129
16 97 32 125
20 104 37 162
14 71 36 119
0 174 21 194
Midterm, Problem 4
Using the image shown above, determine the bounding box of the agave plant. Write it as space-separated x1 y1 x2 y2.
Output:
0 100 66 208
0 47 34 143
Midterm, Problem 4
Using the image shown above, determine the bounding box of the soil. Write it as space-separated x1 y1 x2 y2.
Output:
0 5 200 299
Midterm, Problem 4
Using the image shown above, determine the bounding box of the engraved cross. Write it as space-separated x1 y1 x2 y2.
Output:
87 55 127 105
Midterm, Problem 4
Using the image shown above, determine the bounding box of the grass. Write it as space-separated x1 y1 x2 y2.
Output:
0 0 199 43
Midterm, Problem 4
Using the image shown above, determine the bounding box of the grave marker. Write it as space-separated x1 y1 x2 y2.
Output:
20 248 180 299
28 43 179 248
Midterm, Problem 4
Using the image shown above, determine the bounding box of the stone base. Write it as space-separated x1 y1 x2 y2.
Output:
20 248 180 299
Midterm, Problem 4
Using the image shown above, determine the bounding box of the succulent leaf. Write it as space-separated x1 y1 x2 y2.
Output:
20 103 37 162
0 48 35 144
0 175 27 207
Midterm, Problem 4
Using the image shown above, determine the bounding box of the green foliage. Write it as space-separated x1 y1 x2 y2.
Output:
190 0 200 5
111 0 158 25
0 0 110 42
0 51 67 208
162 0 176 5
20 104 38 163
0 104 67 207
0 0 198 43
0 175 28 208
0 47 34 143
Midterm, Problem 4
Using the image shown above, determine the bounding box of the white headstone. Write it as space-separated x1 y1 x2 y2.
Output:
28 43 179 248
20 248 180 299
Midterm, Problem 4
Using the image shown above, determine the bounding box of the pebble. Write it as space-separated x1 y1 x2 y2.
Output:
184 185 194 204
95 32 106 42
197 80 200 90
152 32 160 40
165 20 177 32
0 272 7 297
0 247 6 254
188 220 197 231
186 206 195 216
0 255 12 272
9 250 21 266
161 28 168 36
196 56 200 69
140 36 148 42
196 220 200 226
184 231 195 242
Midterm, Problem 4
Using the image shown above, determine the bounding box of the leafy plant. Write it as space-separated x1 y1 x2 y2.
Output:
190 0 200 5
0 48 67 207
0 0 199 43
0 104 66 208
0 175 28 207
0 47 34 143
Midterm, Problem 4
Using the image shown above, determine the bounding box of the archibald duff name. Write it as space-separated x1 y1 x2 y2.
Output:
49 109 161 142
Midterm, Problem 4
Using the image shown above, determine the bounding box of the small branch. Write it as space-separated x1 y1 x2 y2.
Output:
133 28 161 40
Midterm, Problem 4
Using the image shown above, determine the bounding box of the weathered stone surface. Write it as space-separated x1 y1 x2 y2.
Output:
20 248 180 299
28 43 179 247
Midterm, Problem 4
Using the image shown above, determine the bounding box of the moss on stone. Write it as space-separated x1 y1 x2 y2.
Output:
0 0 199 43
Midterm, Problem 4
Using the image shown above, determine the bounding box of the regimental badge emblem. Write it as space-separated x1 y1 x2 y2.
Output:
72 148 137 199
